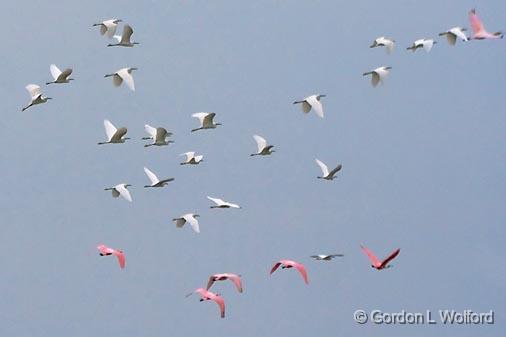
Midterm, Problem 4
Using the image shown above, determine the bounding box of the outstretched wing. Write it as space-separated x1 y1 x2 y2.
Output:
226 274 243 293
115 184 132 202
469 9 485 34
114 251 126 269
182 152 195 162
49 64 62 80
380 248 400 268
192 112 208 126
315 159 329 177
211 295 225 318
25 84 41 99
361 245 381 267
306 95 324 118
121 24 134 44
292 262 309 284
103 120 117 141
183 214 200 233
117 68 135 91
203 113 216 127
144 167 159 185
144 124 157 138
253 134 267 152
207 196 224 206
270 262 282 275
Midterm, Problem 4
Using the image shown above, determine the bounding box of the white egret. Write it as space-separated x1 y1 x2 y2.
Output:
93 19 122 38
439 27 468 45
370 36 395 54
98 120 129 145
407 39 436 52
46 64 73 85
293 94 325 118
104 183 132 202
207 196 241 209
310 254 344 261
108 24 139 47
22 84 52 111
315 159 342 180
104 67 137 91
362 66 392 87
180 152 204 165
251 135 275 156
143 167 174 188
191 112 221 132
173 214 200 233
143 125 173 147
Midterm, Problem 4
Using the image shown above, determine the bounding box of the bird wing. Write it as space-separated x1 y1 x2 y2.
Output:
25 84 41 99
315 159 329 177
380 248 400 268
211 294 225 318
112 73 123 87
301 101 311 113
306 95 324 118
371 72 380 87
292 261 309 284
451 27 468 41
422 40 434 52
207 196 224 206
203 113 216 127
97 244 111 254
111 127 127 142
361 245 381 267
194 155 203 162
103 20 118 38
385 40 394 54
144 167 159 185
155 128 168 142
446 33 457 45
469 9 485 34
226 274 243 293
182 152 195 161
224 201 240 208
49 64 62 80
111 189 120 198
121 24 134 44
192 112 208 125
103 120 117 141
329 254 345 258
253 134 267 152
174 217 186 228
144 124 157 138
58 68 72 81
115 184 132 202
270 262 282 275
206 276 216 291
328 164 343 177
114 250 126 269
183 214 200 233
117 68 135 91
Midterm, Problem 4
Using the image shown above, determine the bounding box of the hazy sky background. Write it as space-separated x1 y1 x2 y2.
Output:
1 1 505 336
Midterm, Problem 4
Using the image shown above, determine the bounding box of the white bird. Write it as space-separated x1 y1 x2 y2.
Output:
104 183 132 202
108 24 139 47
22 84 52 111
315 159 342 180
93 19 122 38
98 120 129 145
293 94 325 118
439 27 468 45
143 125 173 147
191 112 221 132
180 152 204 165
370 36 395 54
362 66 392 87
104 67 137 91
407 38 436 52
251 135 275 156
46 64 74 85
143 167 174 188
207 196 241 209
310 254 344 261
172 213 200 233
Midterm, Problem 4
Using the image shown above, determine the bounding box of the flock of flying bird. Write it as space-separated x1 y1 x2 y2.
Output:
19 8 502 319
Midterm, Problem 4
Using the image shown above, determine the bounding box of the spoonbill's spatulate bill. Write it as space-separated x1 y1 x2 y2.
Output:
361 245 400 270
143 167 174 188
172 213 200 233
180 152 204 165
407 39 436 52
93 19 122 38
207 196 241 209
310 254 344 261
315 159 342 180
143 125 173 147
22 84 52 111
97 244 125 269
207 273 243 293
370 36 395 54
104 67 137 91
46 64 74 85
439 27 468 45
251 135 275 156
104 183 132 202
98 120 129 145
270 260 309 284
293 94 325 118
362 66 391 87
191 112 221 132
468 8 503 40
188 288 226 318
108 24 139 47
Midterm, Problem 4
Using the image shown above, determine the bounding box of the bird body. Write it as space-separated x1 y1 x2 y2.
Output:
207 273 243 293
407 39 436 52
251 135 274 156
439 27 468 45
143 125 173 147
180 152 204 165
191 112 221 132
315 159 342 180
361 245 400 270
310 254 344 261
98 120 129 144
104 67 137 91
370 36 395 54
46 64 73 85
104 183 132 202
293 94 325 118
93 19 122 38
468 9 503 40
270 260 309 284
108 24 139 47
362 66 391 87
22 84 52 111
143 167 174 188
207 196 241 209
172 213 200 233
97 244 125 269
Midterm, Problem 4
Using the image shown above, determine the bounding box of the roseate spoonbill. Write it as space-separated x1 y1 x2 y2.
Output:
22 84 52 111
187 288 225 318
191 112 221 132
315 159 342 180
362 66 391 87
251 135 275 156
310 254 344 261
293 94 325 118
207 196 241 209
97 244 125 269
143 167 174 188
107 24 139 47
439 27 468 45
143 125 173 147
468 9 503 40
104 183 132 202
207 273 243 293
172 213 200 233
270 260 308 284
407 39 436 52
46 64 74 85
370 36 395 54
98 120 129 145
104 67 137 91
361 245 400 270
180 152 204 165
93 19 122 38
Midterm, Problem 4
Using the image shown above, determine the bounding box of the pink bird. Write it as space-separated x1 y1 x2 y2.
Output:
206 273 243 293
270 260 309 284
361 245 400 270
188 288 226 318
468 9 503 40
97 244 126 269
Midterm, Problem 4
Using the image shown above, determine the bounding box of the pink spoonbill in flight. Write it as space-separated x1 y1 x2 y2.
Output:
270 260 309 284
207 273 243 293
361 245 400 270
187 288 226 318
97 244 126 269
468 9 503 40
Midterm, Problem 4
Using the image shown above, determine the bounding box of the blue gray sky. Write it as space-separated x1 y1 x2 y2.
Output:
1 1 505 336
